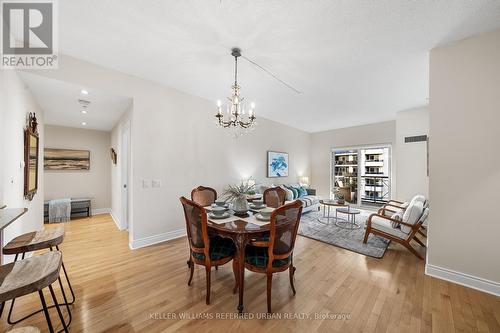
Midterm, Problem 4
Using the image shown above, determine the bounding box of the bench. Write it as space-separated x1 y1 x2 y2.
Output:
44 198 91 222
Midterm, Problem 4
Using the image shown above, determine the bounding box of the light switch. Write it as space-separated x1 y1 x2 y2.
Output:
142 180 150 188
152 180 161 188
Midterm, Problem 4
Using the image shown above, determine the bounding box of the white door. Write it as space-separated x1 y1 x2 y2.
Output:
121 124 130 230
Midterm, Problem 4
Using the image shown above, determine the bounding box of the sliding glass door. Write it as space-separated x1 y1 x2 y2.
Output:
332 145 391 207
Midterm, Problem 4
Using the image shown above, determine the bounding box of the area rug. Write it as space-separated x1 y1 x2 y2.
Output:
298 209 390 258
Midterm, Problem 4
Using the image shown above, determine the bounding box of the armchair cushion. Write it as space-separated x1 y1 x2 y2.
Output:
245 245 291 268
192 236 235 261
390 211 403 229
401 200 424 234
371 215 410 240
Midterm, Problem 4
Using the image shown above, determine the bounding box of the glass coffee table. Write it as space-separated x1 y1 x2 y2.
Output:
318 199 349 224
335 207 361 229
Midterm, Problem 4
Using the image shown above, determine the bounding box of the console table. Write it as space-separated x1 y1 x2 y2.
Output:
44 198 92 222
0 207 28 264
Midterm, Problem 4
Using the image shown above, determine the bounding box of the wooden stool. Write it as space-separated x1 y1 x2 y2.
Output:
0 251 69 333
1 228 75 326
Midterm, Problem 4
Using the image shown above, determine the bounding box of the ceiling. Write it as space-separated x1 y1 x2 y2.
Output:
19 72 131 131
52 1 500 132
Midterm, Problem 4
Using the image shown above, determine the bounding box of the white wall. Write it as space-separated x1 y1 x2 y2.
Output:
28 55 311 248
395 106 429 201
0 70 45 262
428 28 500 294
310 121 396 198
44 125 111 211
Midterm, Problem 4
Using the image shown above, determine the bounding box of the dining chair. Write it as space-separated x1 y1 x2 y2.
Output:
244 200 303 312
191 186 217 207
263 187 287 208
180 196 237 304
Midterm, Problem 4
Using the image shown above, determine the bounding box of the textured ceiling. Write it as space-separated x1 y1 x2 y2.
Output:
54 0 500 132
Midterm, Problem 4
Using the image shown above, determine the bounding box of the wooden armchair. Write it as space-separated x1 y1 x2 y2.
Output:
364 201 428 259
263 187 287 208
244 200 303 312
191 186 217 207
180 197 236 304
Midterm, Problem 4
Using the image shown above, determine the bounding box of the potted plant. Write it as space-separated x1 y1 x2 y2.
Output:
223 180 256 215
333 188 345 204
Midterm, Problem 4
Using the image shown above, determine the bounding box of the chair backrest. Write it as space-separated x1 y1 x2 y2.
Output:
263 187 287 208
191 186 217 207
267 200 303 266
180 196 209 258
401 200 424 234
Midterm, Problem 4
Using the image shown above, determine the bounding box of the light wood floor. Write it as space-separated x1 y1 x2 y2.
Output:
1 214 499 333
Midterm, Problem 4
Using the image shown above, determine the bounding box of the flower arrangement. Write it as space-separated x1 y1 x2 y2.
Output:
222 179 256 202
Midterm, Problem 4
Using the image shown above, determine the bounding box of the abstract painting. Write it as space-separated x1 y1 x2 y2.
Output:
44 148 90 170
267 151 289 177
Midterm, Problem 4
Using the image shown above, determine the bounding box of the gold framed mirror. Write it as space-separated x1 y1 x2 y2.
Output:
24 113 39 200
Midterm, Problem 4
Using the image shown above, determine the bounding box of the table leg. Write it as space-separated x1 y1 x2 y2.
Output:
234 234 247 313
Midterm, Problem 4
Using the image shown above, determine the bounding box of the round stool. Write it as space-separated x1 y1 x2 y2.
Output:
0 251 69 333
1 227 74 326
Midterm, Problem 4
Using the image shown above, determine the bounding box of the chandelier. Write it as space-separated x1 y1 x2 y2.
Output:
215 48 256 135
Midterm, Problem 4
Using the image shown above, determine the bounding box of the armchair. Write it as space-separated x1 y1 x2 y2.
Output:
364 201 428 259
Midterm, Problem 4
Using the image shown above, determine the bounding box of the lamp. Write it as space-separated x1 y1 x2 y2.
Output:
299 176 309 187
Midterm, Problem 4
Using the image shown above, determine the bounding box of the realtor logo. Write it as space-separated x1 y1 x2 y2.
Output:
1 0 58 68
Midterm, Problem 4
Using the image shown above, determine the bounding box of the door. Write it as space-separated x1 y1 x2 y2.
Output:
121 123 130 230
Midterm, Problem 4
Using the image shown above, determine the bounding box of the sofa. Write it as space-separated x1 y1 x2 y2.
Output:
255 184 321 214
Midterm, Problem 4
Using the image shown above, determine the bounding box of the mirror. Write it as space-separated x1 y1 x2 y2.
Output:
24 113 39 200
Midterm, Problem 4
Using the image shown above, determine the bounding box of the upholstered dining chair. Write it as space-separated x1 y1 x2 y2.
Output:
180 196 236 304
263 187 287 208
191 186 217 207
364 200 428 259
244 200 303 312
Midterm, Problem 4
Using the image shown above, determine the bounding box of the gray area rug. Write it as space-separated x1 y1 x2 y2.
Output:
298 209 390 258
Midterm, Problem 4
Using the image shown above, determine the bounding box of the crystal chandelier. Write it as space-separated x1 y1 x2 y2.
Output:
215 48 256 135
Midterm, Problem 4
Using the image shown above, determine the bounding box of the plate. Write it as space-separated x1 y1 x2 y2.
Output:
208 212 230 219
250 204 266 209
255 213 271 221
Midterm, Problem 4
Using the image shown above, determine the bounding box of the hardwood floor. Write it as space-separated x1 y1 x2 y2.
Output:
1 214 499 332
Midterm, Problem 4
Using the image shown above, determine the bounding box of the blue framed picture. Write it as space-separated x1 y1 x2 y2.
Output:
267 151 289 178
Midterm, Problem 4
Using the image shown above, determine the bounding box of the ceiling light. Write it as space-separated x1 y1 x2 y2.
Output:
81 110 87 114
215 48 256 137
81 122 87 126
81 89 89 95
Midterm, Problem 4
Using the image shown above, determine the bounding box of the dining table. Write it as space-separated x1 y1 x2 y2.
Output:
204 205 272 313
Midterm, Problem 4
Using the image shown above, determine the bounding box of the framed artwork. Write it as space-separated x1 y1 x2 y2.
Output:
44 148 90 170
24 113 39 200
267 151 289 177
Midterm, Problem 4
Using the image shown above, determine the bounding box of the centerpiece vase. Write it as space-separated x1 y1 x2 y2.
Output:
233 195 249 215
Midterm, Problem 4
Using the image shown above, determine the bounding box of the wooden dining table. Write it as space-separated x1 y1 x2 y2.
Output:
205 208 271 313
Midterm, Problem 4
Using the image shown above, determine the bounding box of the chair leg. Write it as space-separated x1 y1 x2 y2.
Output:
232 259 238 294
289 266 296 295
205 266 211 305
266 273 273 313
187 260 194 286
403 242 424 260
39 290 54 333
48 284 69 333
413 236 426 248
363 227 370 243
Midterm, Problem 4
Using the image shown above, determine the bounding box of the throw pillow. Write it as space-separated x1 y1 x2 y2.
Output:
401 200 424 234
298 186 308 198
390 211 403 229
285 185 298 199
279 185 294 201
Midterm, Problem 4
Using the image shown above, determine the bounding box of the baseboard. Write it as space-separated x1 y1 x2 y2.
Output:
109 210 123 230
129 228 186 250
425 264 500 296
92 208 111 215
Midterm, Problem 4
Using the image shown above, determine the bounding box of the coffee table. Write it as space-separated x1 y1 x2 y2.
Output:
318 199 349 224
335 207 361 229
